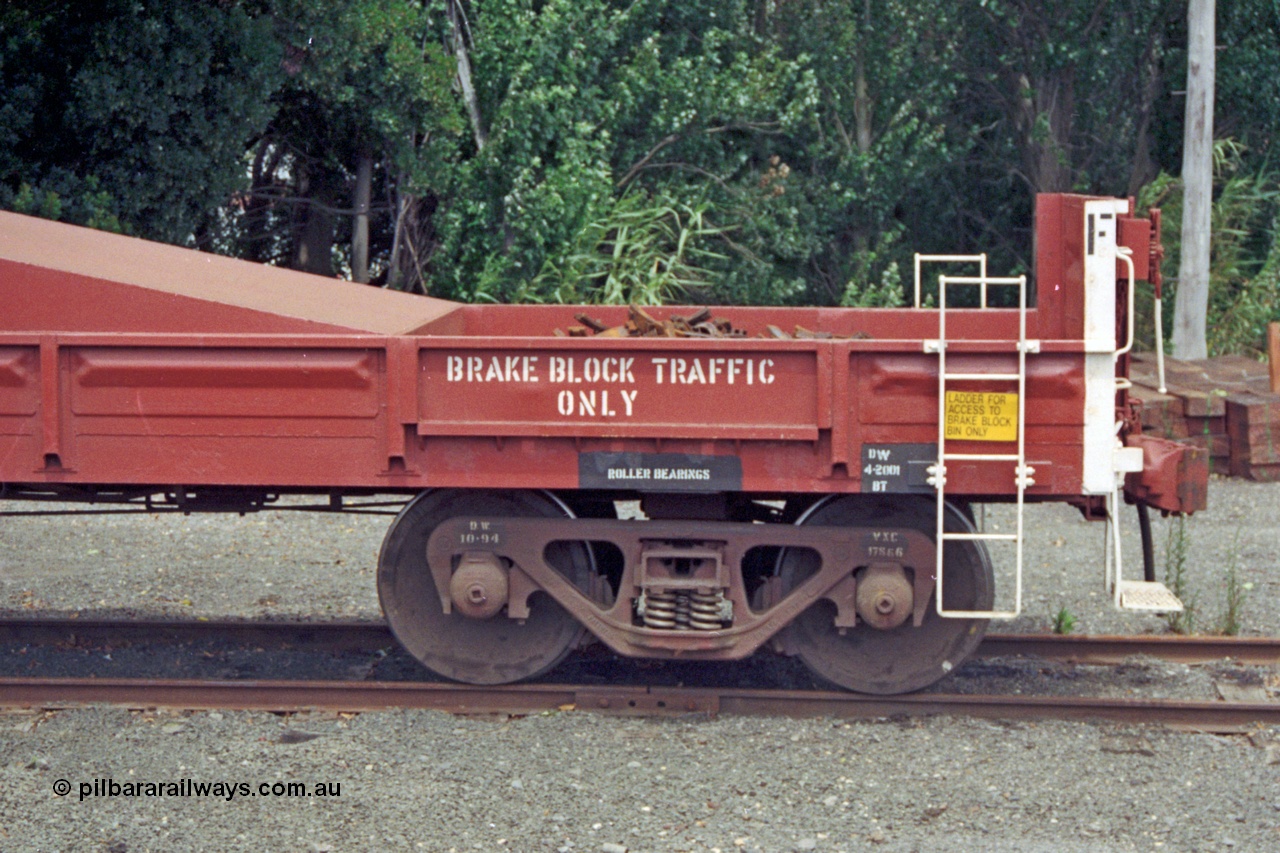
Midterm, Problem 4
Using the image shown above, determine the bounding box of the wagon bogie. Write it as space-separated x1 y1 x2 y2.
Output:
398 486 986 692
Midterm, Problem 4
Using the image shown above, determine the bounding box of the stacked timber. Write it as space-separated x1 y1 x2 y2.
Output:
1226 395 1280 481
1130 353 1280 481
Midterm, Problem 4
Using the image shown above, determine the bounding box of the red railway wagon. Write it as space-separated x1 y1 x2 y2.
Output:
0 194 1206 693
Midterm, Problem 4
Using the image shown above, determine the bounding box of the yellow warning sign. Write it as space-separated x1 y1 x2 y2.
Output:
944 391 1018 442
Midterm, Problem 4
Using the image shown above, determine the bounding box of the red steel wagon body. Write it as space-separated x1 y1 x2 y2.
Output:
0 194 1206 693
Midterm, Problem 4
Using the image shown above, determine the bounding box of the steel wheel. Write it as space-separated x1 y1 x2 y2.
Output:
378 489 593 684
778 495 993 694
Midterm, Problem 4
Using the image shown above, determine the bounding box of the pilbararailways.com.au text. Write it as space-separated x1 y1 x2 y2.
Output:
54 777 341 802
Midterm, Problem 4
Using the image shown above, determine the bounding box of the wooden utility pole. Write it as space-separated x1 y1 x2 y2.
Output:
1173 0 1215 360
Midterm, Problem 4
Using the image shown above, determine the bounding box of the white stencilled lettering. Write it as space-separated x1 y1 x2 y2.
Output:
548 356 636 385
446 354 541 383
556 389 626 418
649 356 776 385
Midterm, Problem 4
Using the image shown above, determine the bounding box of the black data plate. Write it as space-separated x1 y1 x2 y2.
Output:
578 452 742 491
860 443 938 494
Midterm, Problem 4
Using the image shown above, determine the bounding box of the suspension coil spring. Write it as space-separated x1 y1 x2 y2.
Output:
640 590 729 630
674 593 692 629
689 590 726 631
640 591 677 629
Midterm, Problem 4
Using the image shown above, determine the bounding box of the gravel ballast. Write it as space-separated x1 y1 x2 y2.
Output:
2 477 1279 851
3 707 1278 852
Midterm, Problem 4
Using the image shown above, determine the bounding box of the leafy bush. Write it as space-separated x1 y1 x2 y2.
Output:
1137 139 1280 357
529 189 728 305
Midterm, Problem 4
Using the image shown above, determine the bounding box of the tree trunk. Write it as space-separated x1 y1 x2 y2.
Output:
352 151 372 283
1013 70 1075 193
294 206 335 276
853 0 873 156
448 0 486 152
850 0 872 263
291 161 335 277
1126 34 1165 198
387 192 439 294
1174 0 1215 360
387 188 407 290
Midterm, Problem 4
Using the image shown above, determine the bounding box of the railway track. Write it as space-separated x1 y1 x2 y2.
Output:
3 616 1279 665
1 676 1276 732
1 616 1276 730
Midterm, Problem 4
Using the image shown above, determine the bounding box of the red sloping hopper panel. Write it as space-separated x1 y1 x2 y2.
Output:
0 211 460 335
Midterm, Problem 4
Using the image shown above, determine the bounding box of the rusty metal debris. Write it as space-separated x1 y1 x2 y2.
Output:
560 306 871 340
558 306 744 339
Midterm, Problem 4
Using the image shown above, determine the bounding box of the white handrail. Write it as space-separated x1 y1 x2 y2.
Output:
1153 296 1167 393
1115 247 1137 358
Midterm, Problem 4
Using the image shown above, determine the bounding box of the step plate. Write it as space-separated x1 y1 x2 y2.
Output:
1118 580 1184 613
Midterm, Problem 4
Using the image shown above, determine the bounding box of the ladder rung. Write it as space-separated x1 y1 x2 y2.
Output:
943 532 1018 541
943 372 1021 381
942 453 1019 461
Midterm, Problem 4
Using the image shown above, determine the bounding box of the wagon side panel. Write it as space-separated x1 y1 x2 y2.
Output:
0 346 42 476
45 343 391 487
412 340 829 491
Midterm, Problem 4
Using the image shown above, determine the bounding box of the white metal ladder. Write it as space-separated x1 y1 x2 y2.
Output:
923 266 1037 619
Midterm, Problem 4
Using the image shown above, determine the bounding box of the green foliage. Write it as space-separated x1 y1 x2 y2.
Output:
839 230 907 308
1163 515 1196 635
10 184 61 223
741 0 962 303
0 0 1276 326
12 178 122 234
529 189 728 306
223 0 462 277
1051 607 1077 635
1137 140 1280 357
429 0 964 306
943 0 1178 271
1210 1 1280 170
1216 534 1250 637
0 1 283 243
1160 518 1254 637
266 0 461 192
432 0 816 304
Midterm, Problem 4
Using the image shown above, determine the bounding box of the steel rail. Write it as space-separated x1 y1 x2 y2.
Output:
979 634 1280 665
0 617 393 653
0 676 1275 731
2 618 1278 665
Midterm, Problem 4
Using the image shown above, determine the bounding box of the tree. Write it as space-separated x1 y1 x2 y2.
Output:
428 0 816 304
761 0 963 303
0 0 282 243
3 0 1274 336
944 0 1177 268
228 0 461 285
